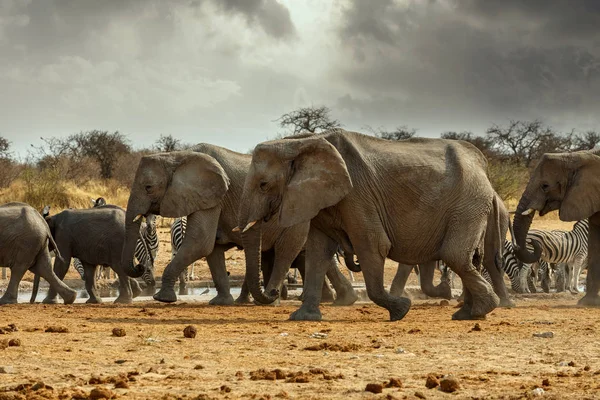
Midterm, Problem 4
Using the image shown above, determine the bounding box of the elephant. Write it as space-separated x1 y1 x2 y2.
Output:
237 129 504 321
0 202 76 304
121 145 357 306
32 205 145 304
512 148 600 306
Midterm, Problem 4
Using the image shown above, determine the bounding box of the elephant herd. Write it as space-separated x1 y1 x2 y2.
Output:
1 129 599 321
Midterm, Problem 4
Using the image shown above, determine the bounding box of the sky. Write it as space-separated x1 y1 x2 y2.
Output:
1 0 600 158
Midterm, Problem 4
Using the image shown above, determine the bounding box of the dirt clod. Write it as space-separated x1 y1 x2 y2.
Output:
365 383 383 394
220 385 231 393
415 391 426 399
584 365 591 371
114 379 129 389
89 387 116 399
425 374 439 388
183 325 197 338
7 339 21 347
408 328 422 334
194 365 205 370
45 326 69 333
439 376 460 393
303 342 360 352
542 378 551 386
470 323 482 332
385 378 403 388
568 361 576 367
112 328 126 337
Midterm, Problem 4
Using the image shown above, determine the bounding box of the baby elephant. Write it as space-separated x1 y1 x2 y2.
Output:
0 202 77 304
34 204 144 304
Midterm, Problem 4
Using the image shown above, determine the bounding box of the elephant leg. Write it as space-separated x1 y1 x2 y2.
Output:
349 235 411 321
83 262 102 304
420 261 452 300
389 263 412 298
0 264 27 304
206 245 234 305
30 250 77 305
289 227 338 321
578 219 600 306
447 250 499 320
483 254 514 308
43 251 71 304
155 209 220 303
327 259 358 306
235 279 252 304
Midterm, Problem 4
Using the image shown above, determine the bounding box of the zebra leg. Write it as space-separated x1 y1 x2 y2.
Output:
389 263 412 298
206 245 234 305
178 267 189 295
73 258 85 280
555 263 567 292
540 262 551 293
82 262 102 303
570 258 584 294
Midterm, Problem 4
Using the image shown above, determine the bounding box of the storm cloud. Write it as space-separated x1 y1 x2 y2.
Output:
1 0 599 156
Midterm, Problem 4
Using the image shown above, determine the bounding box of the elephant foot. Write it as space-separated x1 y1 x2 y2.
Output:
499 297 516 308
42 296 59 305
388 297 412 321
254 298 281 306
85 296 103 304
577 294 600 307
0 296 17 305
289 304 322 321
431 281 452 300
114 295 133 304
469 292 499 319
332 289 358 306
153 287 178 303
235 294 252 304
452 305 486 320
61 289 77 305
209 293 235 306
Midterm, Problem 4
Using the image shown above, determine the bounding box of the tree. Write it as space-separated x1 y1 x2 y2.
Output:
440 131 493 155
154 134 181 152
276 106 342 135
377 125 417 141
71 131 130 179
573 130 600 150
0 136 10 159
485 120 572 167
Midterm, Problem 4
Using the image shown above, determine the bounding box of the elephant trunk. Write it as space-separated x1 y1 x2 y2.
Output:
242 223 279 304
513 195 542 264
343 251 361 273
122 206 145 278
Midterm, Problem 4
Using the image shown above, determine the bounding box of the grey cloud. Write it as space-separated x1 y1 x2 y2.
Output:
332 0 600 135
216 0 296 39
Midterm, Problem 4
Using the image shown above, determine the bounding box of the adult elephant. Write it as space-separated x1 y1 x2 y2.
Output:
121 145 357 306
512 149 600 306
33 205 144 304
237 129 504 321
0 202 77 304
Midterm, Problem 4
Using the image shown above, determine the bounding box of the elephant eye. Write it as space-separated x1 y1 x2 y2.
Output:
259 181 269 192
145 185 152 193
541 183 550 192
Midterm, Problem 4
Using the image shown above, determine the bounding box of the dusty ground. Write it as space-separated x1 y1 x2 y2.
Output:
1 295 600 400
2 217 598 399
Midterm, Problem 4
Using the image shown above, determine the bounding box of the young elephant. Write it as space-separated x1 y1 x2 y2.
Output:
33 205 144 304
0 202 76 304
512 148 600 306
121 145 357 306
238 129 503 321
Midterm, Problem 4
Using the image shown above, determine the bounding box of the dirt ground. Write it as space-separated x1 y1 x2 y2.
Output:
3 217 599 399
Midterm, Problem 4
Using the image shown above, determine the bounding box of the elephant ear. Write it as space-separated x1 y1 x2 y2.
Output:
279 138 352 228
160 153 230 218
560 152 600 221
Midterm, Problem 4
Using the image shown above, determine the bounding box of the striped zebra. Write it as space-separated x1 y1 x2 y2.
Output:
519 219 588 293
170 217 195 289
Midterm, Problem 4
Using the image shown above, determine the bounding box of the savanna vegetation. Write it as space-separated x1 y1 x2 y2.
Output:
1 107 598 215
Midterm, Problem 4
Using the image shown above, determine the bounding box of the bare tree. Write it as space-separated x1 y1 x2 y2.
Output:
486 120 571 167
276 106 342 135
376 125 418 141
71 131 130 179
573 130 600 150
0 136 10 159
154 134 181 152
441 131 494 155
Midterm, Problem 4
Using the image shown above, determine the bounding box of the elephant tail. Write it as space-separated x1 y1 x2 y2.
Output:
30 273 40 303
485 194 506 275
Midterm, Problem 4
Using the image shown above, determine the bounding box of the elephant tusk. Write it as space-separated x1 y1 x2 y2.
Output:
521 208 535 216
133 214 144 222
242 220 258 233
232 226 241 232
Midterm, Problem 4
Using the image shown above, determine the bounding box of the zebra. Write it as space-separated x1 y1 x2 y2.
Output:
136 214 158 288
170 217 196 290
518 219 589 293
